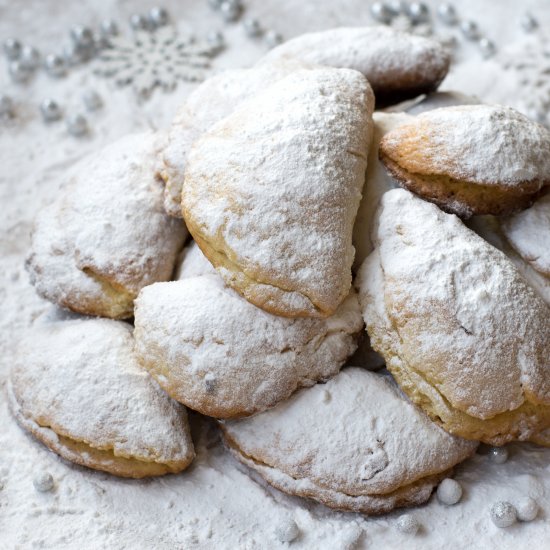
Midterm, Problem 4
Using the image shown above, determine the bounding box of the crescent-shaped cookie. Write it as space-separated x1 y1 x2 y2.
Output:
259 26 450 106
501 193 550 277
183 67 374 318
379 105 550 218
26 133 186 319
356 189 550 445
8 316 195 477
221 368 477 514
133 274 363 418
157 59 313 217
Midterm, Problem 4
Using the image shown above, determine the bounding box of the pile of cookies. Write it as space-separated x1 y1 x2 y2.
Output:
11 26 550 516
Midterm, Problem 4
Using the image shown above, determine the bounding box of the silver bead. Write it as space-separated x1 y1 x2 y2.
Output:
408 2 430 23
8 60 31 83
220 1 242 22
3 37 22 60
388 1 407 16
274 518 300 543
33 472 54 492
520 13 538 33
370 2 393 24
207 31 225 49
149 7 170 28
488 446 508 464
437 3 457 25
208 0 224 10
44 54 66 77
0 94 14 118
479 38 496 59
20 46 41 71
70 25 95 48
67 114 88 137
516 497 538 522
83 90 103 111
100 19 119 38
40 98 62 122
129 13 149 31
436 478 463 505
396 513 420 535
490 501 517 528
460 20 479 40
265 30 283 48
243 18 262 38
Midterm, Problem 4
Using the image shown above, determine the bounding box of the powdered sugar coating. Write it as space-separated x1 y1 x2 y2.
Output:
501 193 550 276
175 241 217 280
158 59 313 217
381 105 550 187
356 189 550 442
183 68 374 317
9 316 194 474
260 26 450 104
134 275 363 418
26 133 187 319
222 368 476 510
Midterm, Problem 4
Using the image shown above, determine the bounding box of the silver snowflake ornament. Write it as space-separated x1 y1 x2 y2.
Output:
95 26 221 99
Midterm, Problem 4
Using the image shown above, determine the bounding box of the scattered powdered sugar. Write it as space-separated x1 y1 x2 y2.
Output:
381 105 550 186
501 193 550 276
134 274 363 417
183 67 373 315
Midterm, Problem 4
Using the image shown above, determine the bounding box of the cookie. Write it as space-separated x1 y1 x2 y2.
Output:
356 189 550 445
175 240 217 280
353 111 414 269
221 368 477 515
26 133 186 319
388 90 480 115
183 67 374 318
157 59 312 217
8 316 195 477
134 274 363 418
501 193 550 277
260 26 450 106
379 105 550 218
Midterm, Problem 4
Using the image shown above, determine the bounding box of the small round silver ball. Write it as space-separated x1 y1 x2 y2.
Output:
3 37 22 60
67 113 88 137
490 501 517 528
460 20 479 40
516 497 538 522
220 1 242 23
520 13 538 33
44 54 66 77
265 30 283 48
437 3 458 25
479 38 496 59
437 478 463 505
408 2 430 23
82 90 103 111
370 2 393 24
129 13 149 31
8 60 31 83
396 514 420 535
388 1 407 16
274 518 300 543
100 19 119 38
488 446 508 464
0 94 14 118
20 46 41 71
70 25 94 48
207 31 225 49
243 18 262 38
149 7 170 28
33 472 54 492
40 98 62 122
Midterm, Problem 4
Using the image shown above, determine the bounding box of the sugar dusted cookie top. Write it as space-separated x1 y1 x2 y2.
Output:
221 368 476 513
260 26 450 105
9 316 195 477
183 67 374 318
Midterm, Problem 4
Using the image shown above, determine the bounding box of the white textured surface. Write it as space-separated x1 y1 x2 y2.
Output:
2 0 550 548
